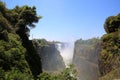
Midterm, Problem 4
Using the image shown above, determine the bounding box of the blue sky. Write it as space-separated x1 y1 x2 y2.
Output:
4 0 120 42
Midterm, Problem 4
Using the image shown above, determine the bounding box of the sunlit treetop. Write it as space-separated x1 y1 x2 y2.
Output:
104 13 120 33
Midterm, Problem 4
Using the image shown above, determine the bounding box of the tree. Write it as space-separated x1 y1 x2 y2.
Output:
0 1 42 78
104 14 120 33
12 5 43 78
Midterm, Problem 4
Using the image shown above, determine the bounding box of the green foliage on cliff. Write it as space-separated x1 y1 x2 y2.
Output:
99 13 120 79
33 39 49 47
99 68 120 80
75 38 100 45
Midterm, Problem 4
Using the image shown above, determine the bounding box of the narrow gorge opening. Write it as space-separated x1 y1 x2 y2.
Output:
56 42 74 67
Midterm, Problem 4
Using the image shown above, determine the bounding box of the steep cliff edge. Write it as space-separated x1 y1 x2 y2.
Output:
33 39 66 72
72 38 101 80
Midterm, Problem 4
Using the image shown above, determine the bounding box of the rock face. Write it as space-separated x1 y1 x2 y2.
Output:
33 39 65 72
72 38 101 80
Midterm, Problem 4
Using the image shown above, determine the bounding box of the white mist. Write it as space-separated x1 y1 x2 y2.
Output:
56 42 74 67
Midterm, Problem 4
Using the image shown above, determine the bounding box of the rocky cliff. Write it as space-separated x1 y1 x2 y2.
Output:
72 38 101 80
33 39 65 73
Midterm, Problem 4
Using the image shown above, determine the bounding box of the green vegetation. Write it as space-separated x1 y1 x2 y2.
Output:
0 33 30 72
33 39 49 47
37 65 77 80
0 1 41 79
75 38 100 45
104 14 120 33
99 14 120 79
99 68 120 80
0 64 77 80
0 68 33 80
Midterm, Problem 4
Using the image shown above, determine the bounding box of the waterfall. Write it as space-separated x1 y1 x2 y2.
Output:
55 42 74 67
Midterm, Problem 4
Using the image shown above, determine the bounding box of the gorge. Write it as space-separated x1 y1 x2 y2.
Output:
33 36 120 80
33 38 101 80
0 1 120 80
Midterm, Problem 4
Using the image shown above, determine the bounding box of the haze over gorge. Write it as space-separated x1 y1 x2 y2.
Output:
56 42 74 66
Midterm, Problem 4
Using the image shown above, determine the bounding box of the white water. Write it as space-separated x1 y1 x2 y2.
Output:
56 42 74 67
